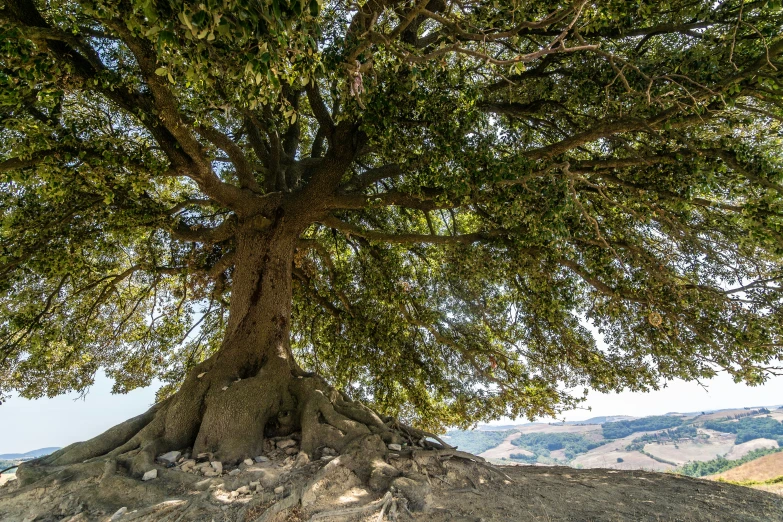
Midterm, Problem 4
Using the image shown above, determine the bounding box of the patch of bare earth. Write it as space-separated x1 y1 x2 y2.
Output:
725 439 779 460
2 446 782 522
570 433 672 471
643 430 735 466
692 409 753 422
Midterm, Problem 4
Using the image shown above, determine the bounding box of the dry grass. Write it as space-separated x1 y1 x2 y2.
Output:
712 452 783 482
694 409 755 422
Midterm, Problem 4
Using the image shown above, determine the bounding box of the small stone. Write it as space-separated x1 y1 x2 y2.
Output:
141 469 158 481
229 490 238 499
180 459 196 470
210 461 223 473
229 469 240 476
243 458 254 466
236 486 250 495
387 443 402 451
388 453 400 459
321 447 336 456
320 455 335 462
158 451 181 465
250 481 261 490
202 470 219 477
254 456 269 463
294 452 310 467
221 386 228 391
110 507 128 520
197 372 206 378
274 486 284 495
277 439 297 449
285 447 298 455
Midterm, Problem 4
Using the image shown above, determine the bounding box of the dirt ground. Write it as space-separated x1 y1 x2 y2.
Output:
430 465 783 522
2 454 783 522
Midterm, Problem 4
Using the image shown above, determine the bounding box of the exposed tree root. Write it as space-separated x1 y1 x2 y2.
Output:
6 334 508 521
4 425 502 521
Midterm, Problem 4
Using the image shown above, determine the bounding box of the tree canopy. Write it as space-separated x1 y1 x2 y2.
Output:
3 0 783 431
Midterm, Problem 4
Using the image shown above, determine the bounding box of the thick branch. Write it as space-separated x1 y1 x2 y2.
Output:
169 216 237 244
321 215 502 245
196 125 262 194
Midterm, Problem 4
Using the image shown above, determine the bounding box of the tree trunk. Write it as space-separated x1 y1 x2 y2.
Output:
32 219 404 478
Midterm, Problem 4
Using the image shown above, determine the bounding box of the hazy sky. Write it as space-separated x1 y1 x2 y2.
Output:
1 371 782 454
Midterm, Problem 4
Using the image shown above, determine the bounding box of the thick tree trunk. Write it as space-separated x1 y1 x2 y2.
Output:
143 222 304 463
31 219 411 481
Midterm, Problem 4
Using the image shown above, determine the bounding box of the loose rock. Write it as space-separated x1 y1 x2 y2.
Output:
285 447 298 455
243 458 254 466
210 461 223 474
110 507 127 520
321 447 337 456
236 486 250 495
141 469 157 481
277 439 297 449
229 469 240 476
254 456 269 463
294 452 310 467
158 451 181 465
250 481 261 490
180 459 196 471
387 443 402 451
274 486 284 495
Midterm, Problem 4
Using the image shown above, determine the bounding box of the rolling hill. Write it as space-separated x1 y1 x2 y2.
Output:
0 448 60 461
712 451 783 482
444 404 783 494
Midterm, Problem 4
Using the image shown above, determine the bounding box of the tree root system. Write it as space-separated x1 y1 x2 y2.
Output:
3 439 783 521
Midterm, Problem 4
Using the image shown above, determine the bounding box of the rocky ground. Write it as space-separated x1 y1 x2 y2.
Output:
1 433 782 522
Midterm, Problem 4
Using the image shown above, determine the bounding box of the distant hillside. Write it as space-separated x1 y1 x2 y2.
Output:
0 447 59 461
713 452 783 483
566 415 636 425
451 403 783 494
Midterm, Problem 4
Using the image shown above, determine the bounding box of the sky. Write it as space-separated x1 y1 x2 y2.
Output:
1 370 782 454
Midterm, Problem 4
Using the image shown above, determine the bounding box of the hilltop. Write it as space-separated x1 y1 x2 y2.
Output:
1 443 782 521
3 408 783 520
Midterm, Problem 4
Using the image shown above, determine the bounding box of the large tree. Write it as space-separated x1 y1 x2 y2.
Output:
2 0 783 471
